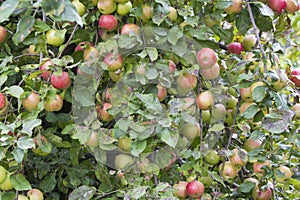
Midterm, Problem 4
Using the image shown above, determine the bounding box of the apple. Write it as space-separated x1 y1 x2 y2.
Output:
167 6 177 22
121 24 140 35
75 42 92 52
40 59 53 80
268 0 287 14
109 70 123 82
0 166 7 184
196 91 214 110
18 195 29 200
98 29 114 41
204 150 220 165
169 60 176 73
22 92 40 111
98 15 118 31
43 94 63 112
46 29 65 47
253 160 271 175
86 132 99 147
0 26 7 44
227 42 243 54
225 0 243 14
289 68 300 87
242 35 257 51
226 96 238 109
204 14 219 28
117 1 132 16
173 181 188 198
202 110 211 124
103 53 123 71
181 123 200 141
225 109 234 126
97 0 116 14
105 88 112 102
252 187 272 200
229 148 248 166
72 0 86 16
157 85 167 102
27 188 44 200
186 180 205 198
176 73 197 95
83 46 100 61
115 154 133 170
244 139 262 152
239 102 255 114
0 92 8 113
196 48 218 69
292 103 300 118
141 4 153 22
219 161 238 180
51 71 71 90
211 103 226 121
200 63 220 80
274 166 292 183
286 0 300 13
98 102 113 122
240 87 252 102
0 173 13 190
117 136 132 152
198 174 213 187
32 135 52 156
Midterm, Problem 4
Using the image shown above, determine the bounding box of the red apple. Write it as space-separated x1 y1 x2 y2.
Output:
176 73 197 95
0 26 7 44
227 42 243 54
51 71 71 90
252 187 272 200
286 0 300 13
173 181 188 198
229 148 248 166
225 0 243 14
268 0 287 14
289 68 300 87
274 166 292 183
196 91 214 110
27 188 44 200
244 139 262 152
253 160 271 175
196 48 218 69
43 94 63 112
157 85 167 102
121 24 140 35
105 88 112 102
75 42 93 52
97 0 116 14
103 53 123 71
98 102 113 122
98 15 118 31
240 87 252 102
200 63 220 80
292 103 300 118
22 92 40 111
218 161 238 180
40 59 53 80
169 60 176 73
186 180 205 198
0 93 8 111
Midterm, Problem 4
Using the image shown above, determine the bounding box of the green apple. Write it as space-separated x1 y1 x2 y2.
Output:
141 4 153 22
28 188 44 200
72 0 86 16
115 154 134 170
181 123 200 141
0 166 7 184
86 132 99 148
46 29 66 47
97 0 116 14
167 6 177 22
0 173 14 191
117 1 132 16
274 166 292 183
242 34 257 51
204 150 220 165
117 137 132 152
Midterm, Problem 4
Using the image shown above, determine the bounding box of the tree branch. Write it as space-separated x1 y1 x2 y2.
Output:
57 24 79 58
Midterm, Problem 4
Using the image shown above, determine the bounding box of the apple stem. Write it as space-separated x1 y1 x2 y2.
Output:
246 2 267 73
57 24 79 58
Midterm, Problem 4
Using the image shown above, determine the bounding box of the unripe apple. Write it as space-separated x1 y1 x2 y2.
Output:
83 46 100 61
121 24 140 35
268 0 287 14
227 42 243 54
225 0 243 14
103 53 123 71
239 102 255 114
46 29 66 47
244 139 262 152
186 180 205 198
202 110 211 123
176 73 197 96
0 166 7 184
40 59 53 80
0 26 7 44
27 188 44 200
204 150 220 165
86 132 99 147
253 160 271 175
117 136 131 152
173 181 188 198
116 1 132 16
75 42 93 52
51 71 71 90
218 161 238 180
229 148 248 166
240 87 252 102
196 91 214 110
167 6 177 22
98 102 113 122
98 15 118 31
157 85 167 102
225 109 234 126
18 195 29 200
109 70 123 82
198 175 213 187
226 96 238 109
286 0 300 13
204 15 219 28
141 4 153 22
115 154 133 170
22 92 40 111
43 94 63 112
211 103 226 121
252 187 272 200
72 0 86 16
181 123 200 141
274 166 292 183
169 60 176 73
242 35 257 51
196 48 218 69
97 0 116 14
289 68 300 87
0 174 13 190
292 103 300 118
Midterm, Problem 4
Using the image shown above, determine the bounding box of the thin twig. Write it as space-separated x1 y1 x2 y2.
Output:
57 24 79 58
13 54 40 60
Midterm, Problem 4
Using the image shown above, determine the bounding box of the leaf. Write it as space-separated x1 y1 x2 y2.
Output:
238 181 256 193
236 9 251 34
11 148 24 163
40 173 56 193
68 185 96 200
252 86 267 102
127 186 149 199
10 174 32 190
262 109 295 134
12 15 35 45
17 137 35 150
130 140 147 157
241 105 260 119
145 68 159 80
57 1 83 27
208 124 225 132
146 47 158 61
21 119 42 136
33 20 51 33
0 0 19 23
167 26 183 46
0 74 8 88
6 86 24 98
211 26 234 44
256 2 274 17
215 0 232 9
159 128 179 148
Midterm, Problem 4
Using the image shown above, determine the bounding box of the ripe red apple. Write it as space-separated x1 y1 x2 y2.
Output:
40 59 53 80
121 24 140 35
116 1 132 16
219 161 238 180
227 42 243 54
225 0 243 14
98 102 113 122
274 165 292 183
105 88 112 102
229 148 248 167
196 91 214 110
242 34 257 51
286 0 300 13
51 71 71 90
0 93 8 112
204 150 220 165
186 180 205 198
22 92 40 111
27 188 44 200
97 0 116 14
173 181 188 198
43 94 63 112
0 26 7 44
289 68 300 87
141 4 153 22
86 132 99 147
253 160 271 175
292 103 300 118
268 0 287 14
83 46 100 61
200 63 220 80
176 73 197 96
103 53 123 71
169 60 176 73
115 154 133 170
252 187 272 200
167 6 178 22
181 123 200 141
32 135 52 156
240 87 252 102
196 48 218 69
117 136 132 152
244 139 262 152
98 15 118 31
157 85 167 102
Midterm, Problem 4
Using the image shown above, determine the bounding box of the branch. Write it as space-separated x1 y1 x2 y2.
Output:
57 24 79 58
13 54 40 60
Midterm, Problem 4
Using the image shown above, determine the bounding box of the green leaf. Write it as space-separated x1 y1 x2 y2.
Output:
12 15 35 45
159 128 179 148
17 136 34 150
252 86 267 102
256 2 274 17
40 173 56 192
6 85 24 98
242 105 260 119
11 148 24 163
211 26 234 44
262 109 295 134
0 0 19 23
167 26 183 46
236 9 251 34
215 0 232 9
146 47 158 62
21 119 42 136
33 20 51 33
208 123 225 132
0 73 8 88
130 140 147 157
57 1 83 26
145 68 159 80
238 181 256 193
10 174 32 191
127 186 149 199
69 185 97 200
